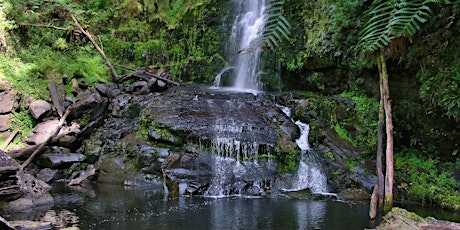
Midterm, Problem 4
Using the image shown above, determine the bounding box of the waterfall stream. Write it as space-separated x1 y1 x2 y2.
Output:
213 0 267 92
205 0 327 197
203 100 276 197
278 105 329 194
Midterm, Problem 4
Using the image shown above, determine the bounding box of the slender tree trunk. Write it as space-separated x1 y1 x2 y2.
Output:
379 49 394 212
370 54 386 219
376 55 385 208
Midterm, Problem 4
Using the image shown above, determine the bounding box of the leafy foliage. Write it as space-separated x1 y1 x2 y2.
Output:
395 149 460 211
243 0 291 53
0 0 16 51
357 0 450 53
260 0 291 49
419 65 460 122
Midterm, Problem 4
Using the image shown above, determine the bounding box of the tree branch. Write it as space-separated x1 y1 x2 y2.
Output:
0 129 18 151
17 22 72 31
70 15 120 81
20 109 71 170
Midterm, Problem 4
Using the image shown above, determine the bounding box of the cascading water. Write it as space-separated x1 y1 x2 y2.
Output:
277 105 328 194
214 0 267 91
203 100 276 197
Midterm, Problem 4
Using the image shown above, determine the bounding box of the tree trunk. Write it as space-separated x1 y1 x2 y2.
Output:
377 55 385 208
369 185 379 219
370 55 386 219
379 49 394 212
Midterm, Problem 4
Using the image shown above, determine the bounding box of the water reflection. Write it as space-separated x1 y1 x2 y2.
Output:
3 183 378 229
295 200 326 229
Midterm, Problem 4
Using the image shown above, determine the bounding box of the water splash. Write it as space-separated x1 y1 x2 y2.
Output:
292 154 328 193
213 66 235 87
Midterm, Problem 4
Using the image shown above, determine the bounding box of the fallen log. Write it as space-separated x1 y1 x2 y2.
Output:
17 22 70 31
0 129 18 151
67 165 96 186
112 63 137 71
71 15 120 81
48 80 65 117
113 65 180 86
20 109 71 169
142 71 179 86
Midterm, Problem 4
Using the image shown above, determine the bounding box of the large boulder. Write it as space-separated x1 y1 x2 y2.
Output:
68 92 106 121
29 99 53 120
0 92 18 114
0 151 53 212
3 172 54 211
23 119 59 145
0 150 22 201
372 207 460 230
0 114 13 132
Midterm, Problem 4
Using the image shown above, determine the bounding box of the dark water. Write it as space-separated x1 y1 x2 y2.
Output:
7 183 460 229
4 183 381 230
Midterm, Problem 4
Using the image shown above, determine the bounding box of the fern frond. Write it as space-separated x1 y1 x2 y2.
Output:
260 2 291 49
357 0 449 53
241 0 291 52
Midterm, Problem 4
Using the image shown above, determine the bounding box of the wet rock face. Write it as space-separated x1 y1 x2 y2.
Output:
144 85 295 152
85 84 297 195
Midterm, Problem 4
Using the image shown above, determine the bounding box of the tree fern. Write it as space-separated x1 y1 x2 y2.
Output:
357 0 451 53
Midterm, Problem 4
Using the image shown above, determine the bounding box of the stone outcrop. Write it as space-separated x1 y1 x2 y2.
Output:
372 207 460 230
0 150 22 201
0 74 382 229
0 150 53 212
84 84 295 196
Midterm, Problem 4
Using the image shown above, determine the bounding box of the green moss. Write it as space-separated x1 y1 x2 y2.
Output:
333 123 353 144
274 138 300 173
389 207 424 222
138 114 180 146
11 107 37 147
325 151 335 160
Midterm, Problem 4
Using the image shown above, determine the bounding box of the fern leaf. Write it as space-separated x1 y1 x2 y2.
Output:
357 0 448 53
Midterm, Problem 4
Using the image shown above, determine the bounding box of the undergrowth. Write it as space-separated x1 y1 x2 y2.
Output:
395 149 460 211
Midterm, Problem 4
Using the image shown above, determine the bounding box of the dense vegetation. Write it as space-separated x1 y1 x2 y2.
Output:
0 0 459 211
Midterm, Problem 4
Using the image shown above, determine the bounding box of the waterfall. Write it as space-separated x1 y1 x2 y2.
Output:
277 105 328 193
214 0 267 92
203 101 276 197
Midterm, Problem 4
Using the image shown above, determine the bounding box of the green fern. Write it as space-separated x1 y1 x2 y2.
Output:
260 0 291 49
357 0 451 53
242 0 291 53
